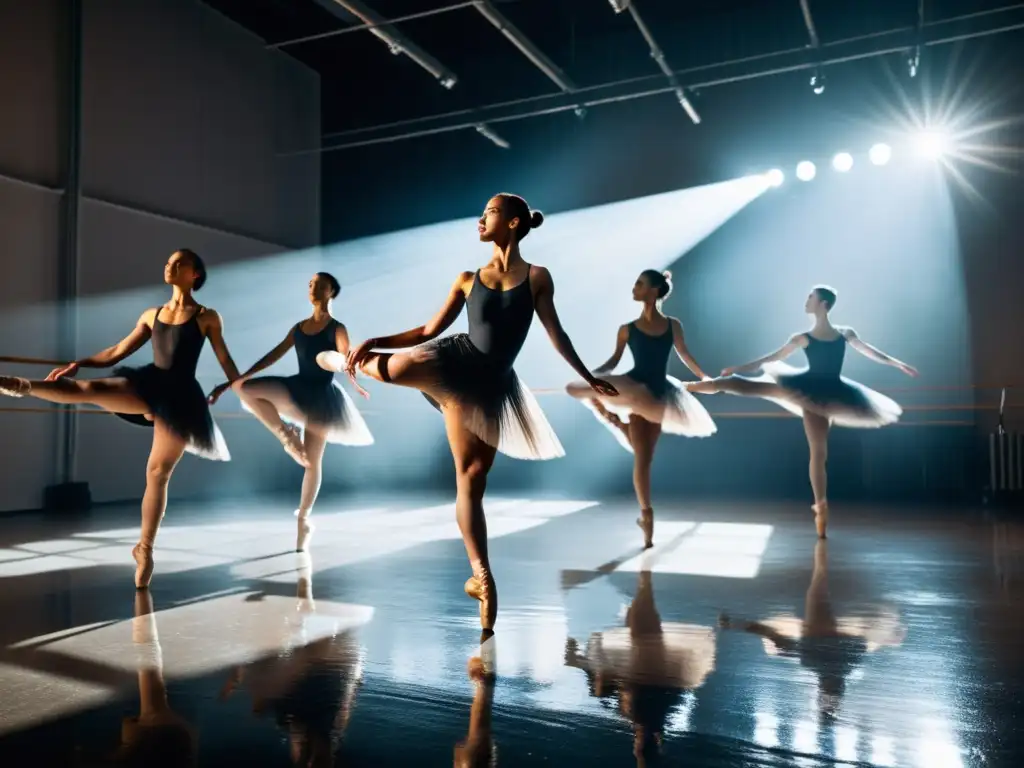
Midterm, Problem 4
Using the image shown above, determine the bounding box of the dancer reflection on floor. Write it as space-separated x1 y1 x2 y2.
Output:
107 591 196 767
564 566 716 764
719 540 907 720
208 272 373 551
343 193 617 631
687 285 917 537
455 639 497 768
566 270 715 548
220 555 363 767
0 250 238 588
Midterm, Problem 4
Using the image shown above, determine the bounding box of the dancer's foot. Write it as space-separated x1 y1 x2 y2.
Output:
132 543 154 589
637 508 654 549
812 501 829 539
295 510 314 552
464 568 497 631
275 424 309 467
685 378 718 394
0 376 30 398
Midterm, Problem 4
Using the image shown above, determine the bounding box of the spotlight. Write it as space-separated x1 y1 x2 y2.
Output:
832 152 853 172
608 0 631 11
908 47 920 78
810 71 826 95
796 161 817 181
915 129 950 159
765 169 784 188
869 143 892 166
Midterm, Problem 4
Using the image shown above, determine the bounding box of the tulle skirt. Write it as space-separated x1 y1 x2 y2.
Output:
739 361 902 428
113 364 230 461
414 333 564 461
241 375 373 446
567 374 717 453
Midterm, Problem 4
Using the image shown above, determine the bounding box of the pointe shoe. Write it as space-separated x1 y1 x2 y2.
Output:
295 510 314 552
275 424 309 467
812 502 829 539
132 543 154 589
0 376 30 398
464 569 497 631
637 509 654 549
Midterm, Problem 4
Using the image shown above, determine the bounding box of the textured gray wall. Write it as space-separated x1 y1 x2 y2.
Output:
0 0 320 512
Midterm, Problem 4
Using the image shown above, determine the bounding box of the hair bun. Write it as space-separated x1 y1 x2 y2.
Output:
529 210 544 228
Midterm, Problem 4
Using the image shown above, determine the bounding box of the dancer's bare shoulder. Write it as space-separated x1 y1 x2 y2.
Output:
454 270 476 296
788 332 810 348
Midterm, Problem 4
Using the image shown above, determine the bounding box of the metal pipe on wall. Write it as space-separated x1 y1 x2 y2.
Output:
54 0 83 498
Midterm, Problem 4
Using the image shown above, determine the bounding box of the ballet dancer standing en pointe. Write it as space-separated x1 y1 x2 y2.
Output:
565 269 716 549
342 193 617 631
0 249 239 587
208 271 373 551
687 285 917 538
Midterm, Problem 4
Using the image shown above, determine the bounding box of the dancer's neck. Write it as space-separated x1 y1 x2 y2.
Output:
311 302 331 322
810 312 833 334
490 240 524 271
640 302 661 322
167 287 194 308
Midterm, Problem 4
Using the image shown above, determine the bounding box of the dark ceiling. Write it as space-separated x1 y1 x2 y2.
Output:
203 0 1019 141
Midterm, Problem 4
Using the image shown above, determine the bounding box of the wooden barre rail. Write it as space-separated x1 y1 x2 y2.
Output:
4 354 1020 395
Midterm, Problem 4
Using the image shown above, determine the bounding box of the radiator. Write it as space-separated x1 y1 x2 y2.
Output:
989 388 1023 495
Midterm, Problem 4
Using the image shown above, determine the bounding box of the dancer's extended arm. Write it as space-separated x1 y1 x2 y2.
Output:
592 325 628 374
842 328 918 376
670 318 709 380
208 326 297 402
345 272 472 372
45 310 154 381
533 267 617 396
721 334 804 376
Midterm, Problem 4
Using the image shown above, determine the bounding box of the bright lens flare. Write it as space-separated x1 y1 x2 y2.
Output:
915 130 951 159
796 161 816 181
765 169 784 188
869 143 892 166
832 152 854 172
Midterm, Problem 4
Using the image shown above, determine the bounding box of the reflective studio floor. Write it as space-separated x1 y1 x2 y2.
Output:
0 494 1020 767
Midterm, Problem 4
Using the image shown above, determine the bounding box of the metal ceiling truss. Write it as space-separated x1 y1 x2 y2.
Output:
276 1 1024 154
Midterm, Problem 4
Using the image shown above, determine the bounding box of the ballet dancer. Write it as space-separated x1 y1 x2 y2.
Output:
687 285 918 537
566 269 716 549
208 271 373 552
341 193 617 631
0 249 239 587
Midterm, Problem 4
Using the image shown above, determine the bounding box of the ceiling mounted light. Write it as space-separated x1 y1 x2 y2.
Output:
810 70 826 95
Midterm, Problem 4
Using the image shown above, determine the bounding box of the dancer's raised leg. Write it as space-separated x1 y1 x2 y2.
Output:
134 421 187 588
0 375 149 414
233 379 309 467
444 404 499 631
687 376 785 398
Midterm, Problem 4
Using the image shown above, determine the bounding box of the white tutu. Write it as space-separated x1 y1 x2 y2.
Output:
750 361 902 428
567 374 717 453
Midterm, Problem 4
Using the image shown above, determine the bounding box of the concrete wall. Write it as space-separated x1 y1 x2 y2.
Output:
0 0 320 512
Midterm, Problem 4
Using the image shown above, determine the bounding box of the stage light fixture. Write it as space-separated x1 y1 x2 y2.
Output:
765 169 784 188
869 143 892 166
915 129 950 159
796 161 816 181
832 152 853 172
608 0 631 12
810 71 826 95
